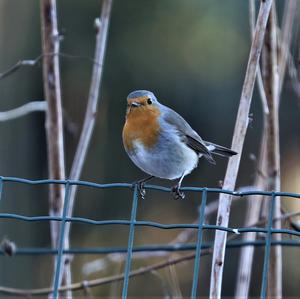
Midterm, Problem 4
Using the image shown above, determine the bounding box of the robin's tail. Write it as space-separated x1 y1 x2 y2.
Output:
205 141 237 158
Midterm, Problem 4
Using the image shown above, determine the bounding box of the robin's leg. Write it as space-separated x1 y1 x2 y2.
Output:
171 174 185 200
134 175 154 199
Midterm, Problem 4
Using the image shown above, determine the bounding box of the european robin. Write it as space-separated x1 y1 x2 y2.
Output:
122 90 237 199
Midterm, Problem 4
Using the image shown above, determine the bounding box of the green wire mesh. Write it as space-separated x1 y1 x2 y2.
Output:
1 176 300 298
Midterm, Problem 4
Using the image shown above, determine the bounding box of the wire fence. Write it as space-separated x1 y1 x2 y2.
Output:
1 176 300 298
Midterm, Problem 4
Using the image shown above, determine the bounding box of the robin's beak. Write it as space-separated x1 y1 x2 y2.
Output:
130 102 142 108
126 101 142 115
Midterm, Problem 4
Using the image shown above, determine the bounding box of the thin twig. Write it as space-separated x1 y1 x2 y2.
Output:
40 0 68 296
278 0 298 96
249 0 269 115
287 51 300 101
152 270 172 299
82 281 94 299
209 1 273 298
67 0 113 202
61 0 113 290
0 52 99 80
0 252 203 297
166 264 183 298
0 57 42 80
0 101 47 121
235 136 268 298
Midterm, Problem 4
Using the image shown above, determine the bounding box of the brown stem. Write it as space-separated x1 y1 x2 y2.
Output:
209 1 273 298
40 0 69 296
234 133 268 298
263 5 282 298
68 0 113 209
236 1 296 295
248 0 269 115
59 0 113 294
278 0 298 96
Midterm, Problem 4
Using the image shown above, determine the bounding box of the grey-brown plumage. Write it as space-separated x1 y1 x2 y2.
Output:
161 104 236 164
124 90 237 199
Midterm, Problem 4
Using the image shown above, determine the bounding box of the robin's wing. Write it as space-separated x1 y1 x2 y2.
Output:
161 105 215 164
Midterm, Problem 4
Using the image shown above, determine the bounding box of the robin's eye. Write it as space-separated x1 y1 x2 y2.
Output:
147 98 152 105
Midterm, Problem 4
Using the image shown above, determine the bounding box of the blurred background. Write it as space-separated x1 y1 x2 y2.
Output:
0 0 300 298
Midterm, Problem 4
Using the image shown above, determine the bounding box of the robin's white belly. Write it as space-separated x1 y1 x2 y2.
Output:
129 139 199 180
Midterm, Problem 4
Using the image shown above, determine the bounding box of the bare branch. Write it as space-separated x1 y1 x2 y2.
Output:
287 50 300 101
67 1 113 186
235 125 268 298
0 101 47 121
263 5 282 297
278 0 298 95
0 251 202 297
236 2 296 293
209 1 273 298
0 52 100 81
234 1 276 296
60 0 113 291
0 56 42 80
40 0 68 296
249 0 269 115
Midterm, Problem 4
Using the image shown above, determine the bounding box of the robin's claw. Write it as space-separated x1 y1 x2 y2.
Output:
132 176 154 200
137 182 146 200
171 185 185 200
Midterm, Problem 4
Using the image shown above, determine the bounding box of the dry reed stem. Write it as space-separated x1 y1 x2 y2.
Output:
236 0 296 293
263 5 282 298
234 139 268 298
58 0 113 295
234 3 268 297
278 0 298 96
248 0 269 115
40 0 69 297
209 1 273 298
235 0 282 296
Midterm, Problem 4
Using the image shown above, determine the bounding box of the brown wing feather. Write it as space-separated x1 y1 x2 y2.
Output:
162 106 215 164
185 136 216 164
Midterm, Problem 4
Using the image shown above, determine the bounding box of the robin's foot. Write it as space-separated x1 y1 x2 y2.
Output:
133 180 147 200
171 185 185 200
136 181 146 200
133 176 154 200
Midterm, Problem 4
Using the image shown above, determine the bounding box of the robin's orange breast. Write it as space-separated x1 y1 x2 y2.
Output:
122 106 161 151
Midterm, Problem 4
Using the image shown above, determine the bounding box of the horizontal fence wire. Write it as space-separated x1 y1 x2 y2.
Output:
2 240 300 255
0 176 300 298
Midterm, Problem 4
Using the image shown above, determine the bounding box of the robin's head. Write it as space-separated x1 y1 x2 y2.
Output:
126 90 159 117
123 90 161 150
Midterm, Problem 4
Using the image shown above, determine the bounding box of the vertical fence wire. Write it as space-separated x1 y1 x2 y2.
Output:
191 188 207 298
52 181 71 298
0 177 3 201
260 192 276 299
121 184 139 298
